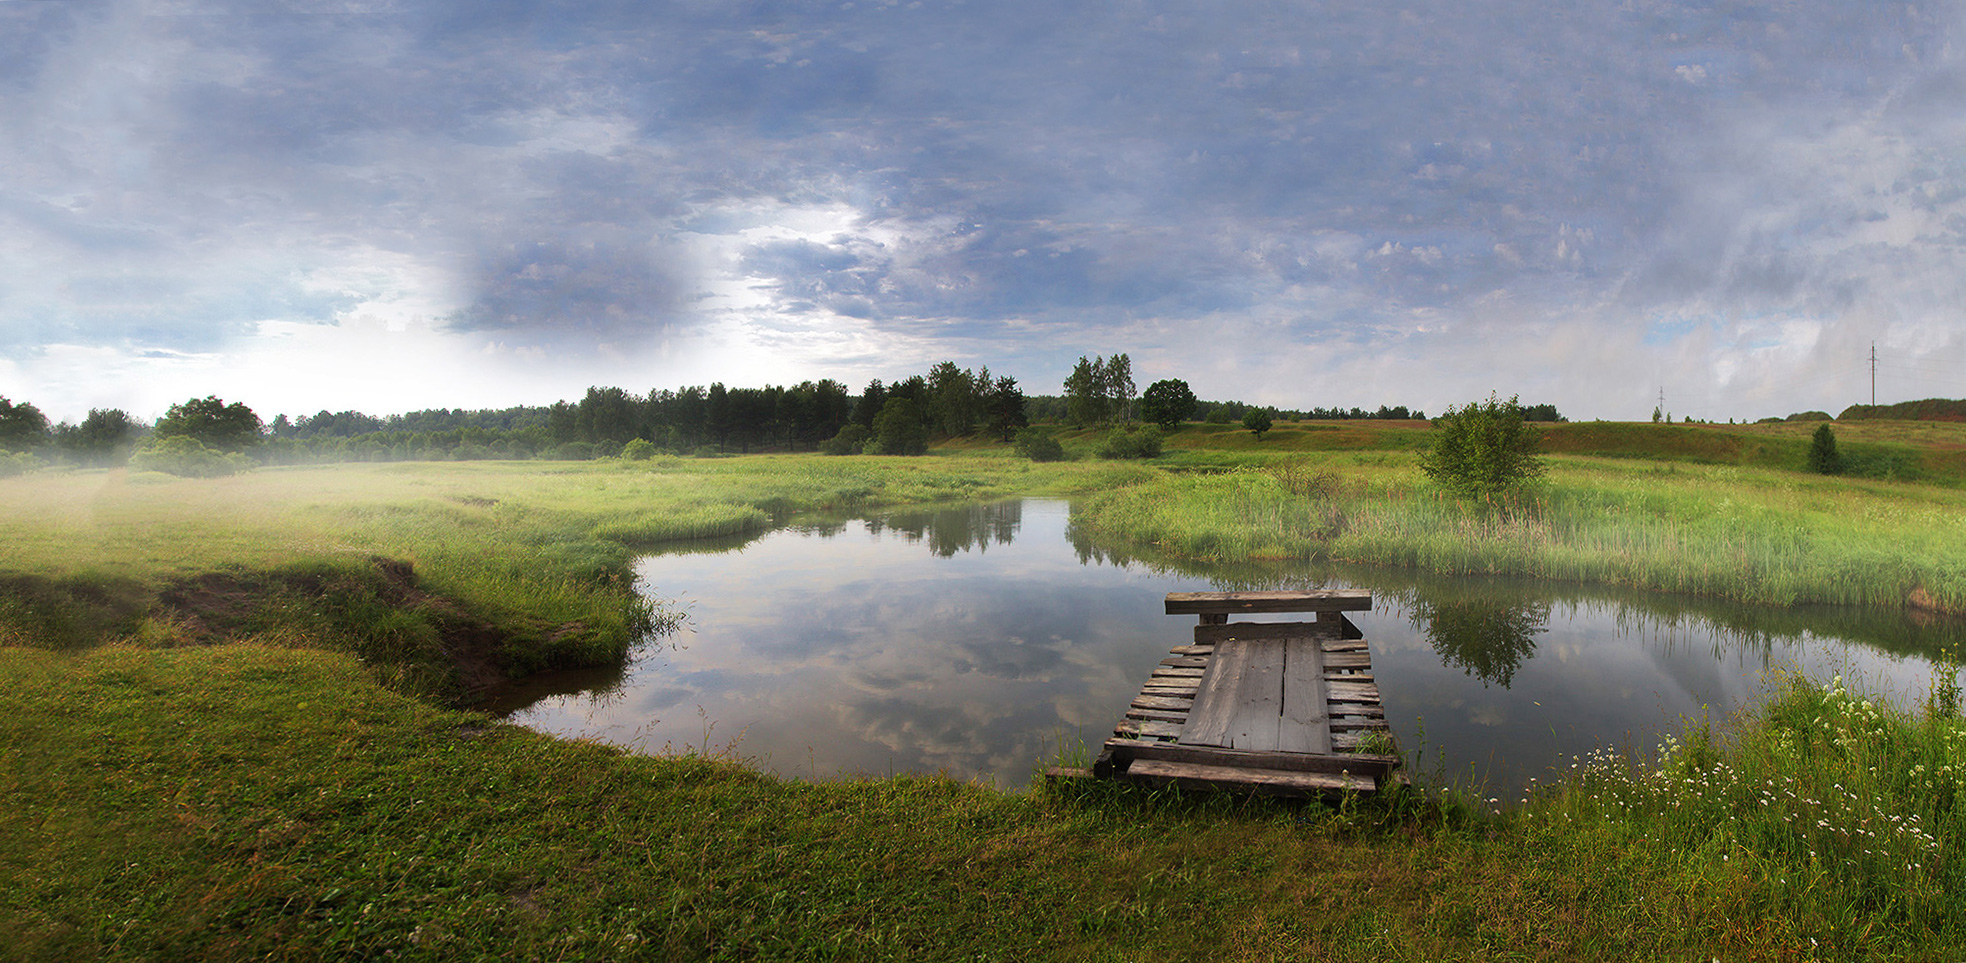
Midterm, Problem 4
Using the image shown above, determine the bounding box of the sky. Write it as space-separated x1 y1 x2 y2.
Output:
3 0 1966 424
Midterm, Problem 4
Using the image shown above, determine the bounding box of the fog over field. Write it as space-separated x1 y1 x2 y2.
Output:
3 0 1965 422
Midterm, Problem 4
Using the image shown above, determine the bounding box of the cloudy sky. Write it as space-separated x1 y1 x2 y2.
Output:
4 0 1965 423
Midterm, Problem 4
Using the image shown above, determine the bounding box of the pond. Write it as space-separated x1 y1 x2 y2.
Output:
500 499 1959 794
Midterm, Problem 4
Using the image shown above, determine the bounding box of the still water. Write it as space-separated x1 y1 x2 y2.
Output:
503 499 1959 793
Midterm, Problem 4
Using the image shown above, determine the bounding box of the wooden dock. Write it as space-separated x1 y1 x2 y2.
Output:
1056 590 1399 797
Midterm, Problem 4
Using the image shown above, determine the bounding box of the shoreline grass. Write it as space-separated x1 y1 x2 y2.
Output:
5 643 1963 959
1070 453 1966 612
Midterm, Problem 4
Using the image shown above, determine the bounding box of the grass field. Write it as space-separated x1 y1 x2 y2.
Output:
6 644 1962 961
4 422 1966 959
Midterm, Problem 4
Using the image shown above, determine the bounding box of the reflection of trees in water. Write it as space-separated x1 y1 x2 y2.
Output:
1408 595 1550 688
876 500 1024 557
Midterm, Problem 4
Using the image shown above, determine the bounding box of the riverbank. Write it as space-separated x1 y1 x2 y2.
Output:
5 642 1960 960
4 434 1965 958
1070 452 1966 612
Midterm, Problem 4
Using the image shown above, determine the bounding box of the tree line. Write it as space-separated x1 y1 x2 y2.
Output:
0 355 1461 472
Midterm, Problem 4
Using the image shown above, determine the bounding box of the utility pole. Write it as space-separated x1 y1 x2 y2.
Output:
1870 343 1877 407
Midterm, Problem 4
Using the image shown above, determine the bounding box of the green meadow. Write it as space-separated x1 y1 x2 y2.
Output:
5 421 1966 960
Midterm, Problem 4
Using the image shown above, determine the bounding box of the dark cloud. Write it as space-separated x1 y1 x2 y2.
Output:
4 0 1966 415
452 233 690 338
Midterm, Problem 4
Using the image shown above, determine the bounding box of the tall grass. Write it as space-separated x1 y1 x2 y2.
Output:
1072 454 1966 611
1513 670 1966 956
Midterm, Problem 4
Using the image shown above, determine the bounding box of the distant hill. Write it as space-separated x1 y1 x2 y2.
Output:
1838 398 1966 422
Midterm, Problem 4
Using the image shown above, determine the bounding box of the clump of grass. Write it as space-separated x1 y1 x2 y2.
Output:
589 504 771 543
1519 672 1966 955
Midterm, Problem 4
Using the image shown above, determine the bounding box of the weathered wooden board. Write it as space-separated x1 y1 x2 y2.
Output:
1275 637 1330 754
1165 590 1372 616
1124 707 1190 723
1326 681 1381 703
1130 695 1194 711
1103 739 1398 779
1194 620 1335 644
1125 759 1376 795
1180 639 1257 747
1113 719 1184 739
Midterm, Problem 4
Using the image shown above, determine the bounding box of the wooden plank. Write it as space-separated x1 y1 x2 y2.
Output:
1188 639 1288 750
1113 719 1184 739
1125 707 1190 723
1140 683 1198 695
1165 590 1372 616
1169 644 1216 656
1324 651 1371 669
1159 656 1209 668
1178 638 1254 747
1124 759 1377 795
1326 681 1381 703
1150 667 1206 679
1194 621 1334 644
1320 639 1369 653
1130 695 1194 711
1275 636 1331 754
1329 719 1389 732
1103 739 1398 778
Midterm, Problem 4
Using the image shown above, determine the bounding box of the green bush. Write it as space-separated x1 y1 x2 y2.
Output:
128 436 253 478
1096 425 1163 459
821 423 871 455
1419 394 1546 496
0 451 34 477
1013 427 1066 462
1241 409 1273 438
620 438 659 460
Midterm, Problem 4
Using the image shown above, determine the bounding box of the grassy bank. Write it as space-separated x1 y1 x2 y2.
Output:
1070 452 1966 612
4 642 1961 960
0 455 1138 698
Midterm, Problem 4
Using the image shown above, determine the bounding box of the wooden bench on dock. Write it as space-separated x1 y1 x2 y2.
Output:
1055 590 1399 797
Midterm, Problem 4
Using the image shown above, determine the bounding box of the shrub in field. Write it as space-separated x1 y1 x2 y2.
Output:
1808 423 1843 475
129 436 253 478
0 451 34 477
1241 408 1273 438
1013 427 1066 462
821 423 870 455
620 438 659 460
1097 425 1163 459
1419 393 1545 496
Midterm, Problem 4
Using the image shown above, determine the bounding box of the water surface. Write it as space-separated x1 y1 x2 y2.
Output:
504 499 1959 793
